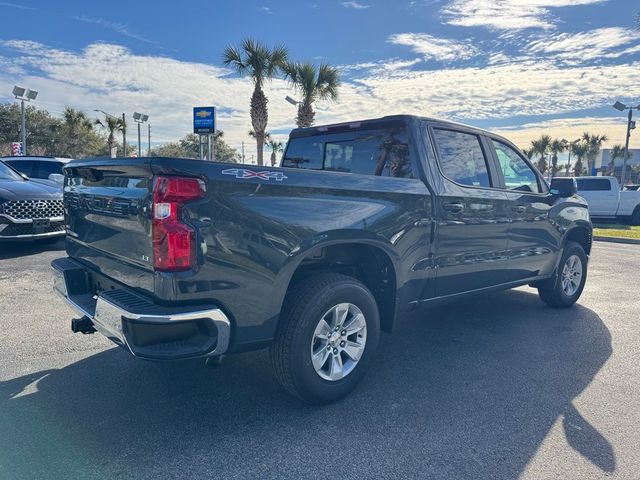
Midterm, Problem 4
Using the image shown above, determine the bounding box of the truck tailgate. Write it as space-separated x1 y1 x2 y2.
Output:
64 159 155 292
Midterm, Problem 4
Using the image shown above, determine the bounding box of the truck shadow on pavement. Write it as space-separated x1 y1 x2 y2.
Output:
0 289 613 479
0 239 65 260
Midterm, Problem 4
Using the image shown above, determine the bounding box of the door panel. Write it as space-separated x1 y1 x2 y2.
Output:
503 192 558 280
434 189 511 296
429 127 510 297
576 178 617 216
489 139 560 281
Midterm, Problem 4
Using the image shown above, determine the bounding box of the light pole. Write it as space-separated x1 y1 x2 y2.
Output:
613 101 639 190
13 86 38 156
133 112 149 157
285 95 301 107
94 109 127 156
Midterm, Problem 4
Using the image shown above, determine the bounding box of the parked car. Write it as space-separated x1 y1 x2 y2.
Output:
574 176 640 224
0 160 65 241
2 156 71 185
52 115 592 404
624 184 640 192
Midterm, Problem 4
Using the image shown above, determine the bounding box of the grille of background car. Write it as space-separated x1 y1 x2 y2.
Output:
1 199 64 220
0 223 65 237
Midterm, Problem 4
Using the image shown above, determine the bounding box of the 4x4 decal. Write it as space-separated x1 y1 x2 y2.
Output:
221 168 288 182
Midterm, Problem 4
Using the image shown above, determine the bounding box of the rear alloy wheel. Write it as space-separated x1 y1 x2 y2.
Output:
310 302 367 381
538 241 587 308
270 273 380 404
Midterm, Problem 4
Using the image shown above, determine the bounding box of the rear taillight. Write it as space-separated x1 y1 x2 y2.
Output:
152 176 206 272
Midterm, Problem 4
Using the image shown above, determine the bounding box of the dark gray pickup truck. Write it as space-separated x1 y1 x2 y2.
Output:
52 115 592 403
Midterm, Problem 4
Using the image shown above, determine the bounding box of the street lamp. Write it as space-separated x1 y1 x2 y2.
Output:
285 95 301 106
133 112 149 158
94 109 128 157
13 85 38 156
612 101 640 190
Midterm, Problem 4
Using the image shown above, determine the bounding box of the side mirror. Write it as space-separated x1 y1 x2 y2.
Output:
550 178 577 197
48 173 65 184
20 173 29 180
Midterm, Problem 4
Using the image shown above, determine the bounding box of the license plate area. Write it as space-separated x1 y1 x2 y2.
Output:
33 218 51 233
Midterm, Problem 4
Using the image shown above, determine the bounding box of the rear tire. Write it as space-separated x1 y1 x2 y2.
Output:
537 241 587 308
270 273 380 404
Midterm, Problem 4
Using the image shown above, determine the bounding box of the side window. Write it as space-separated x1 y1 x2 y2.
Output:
492 140 542 194
281 137 323 169
36 161 64 179
6 160 35 177
432 129 491 188
576 179 611 191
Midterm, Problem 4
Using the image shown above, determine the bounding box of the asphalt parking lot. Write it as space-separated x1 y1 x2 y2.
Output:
0 240 638 479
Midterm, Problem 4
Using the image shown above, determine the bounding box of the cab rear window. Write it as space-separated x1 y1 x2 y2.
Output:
282 125 414 179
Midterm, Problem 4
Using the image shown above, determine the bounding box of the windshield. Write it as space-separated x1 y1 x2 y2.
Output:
0 161 23 181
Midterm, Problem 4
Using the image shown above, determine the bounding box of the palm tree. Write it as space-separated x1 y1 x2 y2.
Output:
267 139 284 167
531 135 552 173
283 62 340 128
63 107 93 158
572 141 589 176
582 132 608 174
522 147 534 160
95 113 126 155
549 138 568 178
608 144 625 175
223 38 288 166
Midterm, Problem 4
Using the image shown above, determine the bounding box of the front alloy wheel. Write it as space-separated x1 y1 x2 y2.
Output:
538 241 587 308
560 254 583 297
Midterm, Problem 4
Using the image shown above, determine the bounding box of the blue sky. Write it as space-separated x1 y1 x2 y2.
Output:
0 0 639 158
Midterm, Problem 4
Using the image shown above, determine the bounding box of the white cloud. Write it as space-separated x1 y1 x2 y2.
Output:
0 1 35 10
527 27 640 64
259 6 274 14
388 33 480 61
340 57 422 73
494 117 637 150
442 0 608 31
1 40 639 159
341 1 371 10
72 16 158 45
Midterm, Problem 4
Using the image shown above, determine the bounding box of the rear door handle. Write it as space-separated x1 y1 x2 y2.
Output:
443 202 465 214
512 205 527 213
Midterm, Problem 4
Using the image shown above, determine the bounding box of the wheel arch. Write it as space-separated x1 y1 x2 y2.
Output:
563 224 592 256
275 236 402 333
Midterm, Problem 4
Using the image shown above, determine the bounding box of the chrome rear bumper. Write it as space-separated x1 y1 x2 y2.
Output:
52 257 231 360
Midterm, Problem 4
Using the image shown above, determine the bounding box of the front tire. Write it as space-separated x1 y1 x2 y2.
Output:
270 273 380 404
537 241 587 308
631 207 640 226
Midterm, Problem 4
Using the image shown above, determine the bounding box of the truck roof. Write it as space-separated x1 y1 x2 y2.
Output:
288 114 516 146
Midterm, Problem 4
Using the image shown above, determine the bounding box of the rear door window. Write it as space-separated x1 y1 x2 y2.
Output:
281 124 414 179
432 129 491 188
576 179 612 191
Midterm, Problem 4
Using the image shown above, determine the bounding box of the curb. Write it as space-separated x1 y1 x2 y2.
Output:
593 235 640 245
